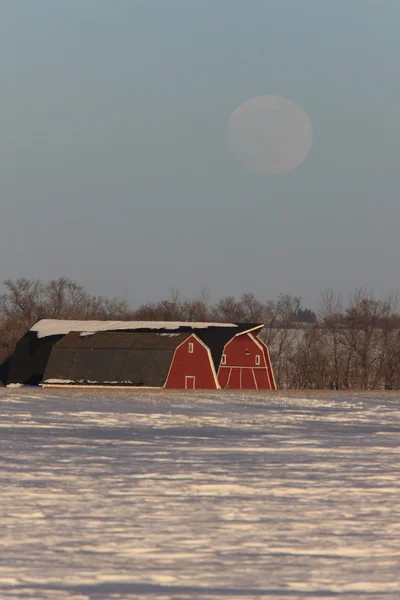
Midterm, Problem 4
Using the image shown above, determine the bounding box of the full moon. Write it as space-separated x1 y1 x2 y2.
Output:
227 95 313 174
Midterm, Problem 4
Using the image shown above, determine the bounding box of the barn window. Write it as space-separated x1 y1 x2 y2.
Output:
255 355 261 366
188 342 194 354
221 354 226 365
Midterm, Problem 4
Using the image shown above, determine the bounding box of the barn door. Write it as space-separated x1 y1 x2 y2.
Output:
228 368 241 389
185 376 196 390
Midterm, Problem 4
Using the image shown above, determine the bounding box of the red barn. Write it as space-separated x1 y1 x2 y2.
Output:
6 319 277 391
164 334 219 389
166 325 276 390
217 329 276 390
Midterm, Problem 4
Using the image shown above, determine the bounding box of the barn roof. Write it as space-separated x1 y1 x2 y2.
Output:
43 331 191 387
54 331 189 350
30 319 238 339
194 324 263 370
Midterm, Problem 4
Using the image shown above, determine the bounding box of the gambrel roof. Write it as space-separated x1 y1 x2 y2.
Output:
43 331 191 387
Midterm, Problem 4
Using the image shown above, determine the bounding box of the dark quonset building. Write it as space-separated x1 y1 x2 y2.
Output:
5 319 276 390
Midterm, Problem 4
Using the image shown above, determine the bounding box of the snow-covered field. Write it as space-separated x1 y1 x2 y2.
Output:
1 388 399 599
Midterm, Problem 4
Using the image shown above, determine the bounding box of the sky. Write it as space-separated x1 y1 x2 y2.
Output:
1 0 400 309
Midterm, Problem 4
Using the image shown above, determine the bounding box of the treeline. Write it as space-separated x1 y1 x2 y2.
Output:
1 278 400 390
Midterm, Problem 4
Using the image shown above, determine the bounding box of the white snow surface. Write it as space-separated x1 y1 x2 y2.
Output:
30 319 239 338
1 388 400 599
41 378 75 384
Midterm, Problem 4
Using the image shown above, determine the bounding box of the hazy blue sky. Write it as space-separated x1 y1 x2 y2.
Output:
1 0 399 309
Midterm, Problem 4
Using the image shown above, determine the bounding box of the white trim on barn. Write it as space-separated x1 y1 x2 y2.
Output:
163 333 221 390
185 376 196 390
252 369 258 390
217 328 264 377
190 334 220 389
218 365 270 370
256 337 277 390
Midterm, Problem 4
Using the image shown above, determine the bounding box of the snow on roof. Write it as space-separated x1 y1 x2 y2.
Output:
30 319 238 339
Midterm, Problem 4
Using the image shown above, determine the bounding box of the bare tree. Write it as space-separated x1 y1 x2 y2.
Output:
44 278 91 319
289 323 327 388
319 288 345 389
212 296 246 322
372 291 399 389
261 295 302 388
0 278 45 326
343 288 393 389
